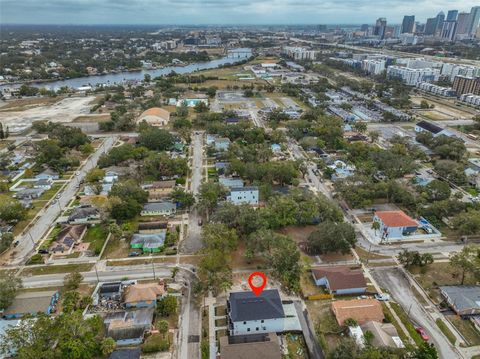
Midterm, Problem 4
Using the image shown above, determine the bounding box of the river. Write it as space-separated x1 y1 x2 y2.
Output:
1 48 252 92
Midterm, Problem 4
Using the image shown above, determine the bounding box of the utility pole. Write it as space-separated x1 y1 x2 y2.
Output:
94 264 100 283
152 259 156 280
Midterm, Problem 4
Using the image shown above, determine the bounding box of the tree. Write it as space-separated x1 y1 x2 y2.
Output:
0 271 22 311
138 124 174 151
420 100 430 109
101 337 116 356
307 221 356 255
194 101 209 113
63 271 83 291
449 245 480 285
85 168 105 183
0 312 104 358
176 103 189 118
157 320 169 335
0 232 14 253
397 249 434 267
198 182 226 220
156 295 178 317
353 121 367 134
344 318 358 327
266 236 301 292
425 180 451 201
452 210 480 238
202 223 238 253
0 197 27 224
409 342 438 359
171 188 195 209
371 221 380 235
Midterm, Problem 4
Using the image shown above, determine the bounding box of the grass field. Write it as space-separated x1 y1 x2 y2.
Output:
447 316 480 346
20 263 93 276
83 224 109 255
436 318 456 345
73 114 111 123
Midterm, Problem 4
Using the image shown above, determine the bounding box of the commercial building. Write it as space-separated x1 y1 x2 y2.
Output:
311 266 367 295
283 46 318 61
136 108 170 127
440 20 457 41
227 187 259 206
453 75 480 96
401 15 415 34
374 18 387 39
440 286 480 316
373 210 418 241
227 289 285 336
447 10 458 21
331 299 384 326
468 6 480 36
456 12 471 37
415 120 451 137
361 59 386 75
441 64 480 82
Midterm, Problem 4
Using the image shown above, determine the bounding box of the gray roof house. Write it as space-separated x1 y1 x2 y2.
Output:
68 206 101 224
219 177 244 189
104 308 154 346
141 202 176 217
227 289 286 336
14 188 45 200
440 285 480 316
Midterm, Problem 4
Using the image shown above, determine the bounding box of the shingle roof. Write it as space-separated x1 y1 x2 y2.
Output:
416 120 443 134
375 211 418 228
123 283 165 304
332 299 384 326
440 285 480 312
311 266 367 291
3 291 57 316
229 289 285 322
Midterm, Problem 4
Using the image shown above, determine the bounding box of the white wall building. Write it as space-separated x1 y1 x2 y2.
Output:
387 66 440 85
460 93 480 106
416 82 456 97
361 59 386 75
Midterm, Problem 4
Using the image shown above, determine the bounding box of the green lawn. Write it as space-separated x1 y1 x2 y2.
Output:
436 318 456 345
390 302 424 346
448 316 480 346
20 263 93 276
83 225 109 255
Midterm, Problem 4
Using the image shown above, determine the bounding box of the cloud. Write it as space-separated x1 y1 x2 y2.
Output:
1 0 479 24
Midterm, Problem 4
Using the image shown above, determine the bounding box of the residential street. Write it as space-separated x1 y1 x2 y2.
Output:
181 131 204 254
6 136 117 266
371 267 462 359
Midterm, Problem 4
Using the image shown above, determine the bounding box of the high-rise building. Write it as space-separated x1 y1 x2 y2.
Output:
425 18 437 35
441 21 457 41
416 23 425 33
435 11 445 35
401 15 415 33
360 24 369 32
456 12 471 35
446 10 459 21
374 18 387 39
468 6 480 36
452 75 480 96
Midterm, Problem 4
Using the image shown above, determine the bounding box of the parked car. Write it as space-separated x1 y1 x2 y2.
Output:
128 252 140 257
416 327 429 341
375 293 390 301
13 240 19 247
38 249 49 254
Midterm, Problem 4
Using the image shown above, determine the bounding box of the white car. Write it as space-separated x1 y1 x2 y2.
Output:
375 293 390 301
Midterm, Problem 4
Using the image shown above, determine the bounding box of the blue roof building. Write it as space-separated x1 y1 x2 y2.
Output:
227 187 259 206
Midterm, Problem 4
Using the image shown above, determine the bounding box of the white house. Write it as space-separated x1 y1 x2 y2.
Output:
227 187 259 206
227 290 285 336
373 210 418 241
141 202 177 217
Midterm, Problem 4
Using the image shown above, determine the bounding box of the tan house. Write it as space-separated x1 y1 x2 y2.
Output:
147 180 176 201
331 299 384 326
137 107 170 127
123 283 166 308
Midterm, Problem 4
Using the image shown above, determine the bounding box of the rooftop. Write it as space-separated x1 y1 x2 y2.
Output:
230 186 259 193
142 202 176 212
332 299 384 326
375 210 418 228
311 266 367 291
123 283 165 304
3 291 58 316
416 120 443 134
440 285 480 311
228 289 285 322
139 107 170 120
219 333 282 359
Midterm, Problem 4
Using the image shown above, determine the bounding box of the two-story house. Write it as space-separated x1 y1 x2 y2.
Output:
227 290 285 336
227 187 259 206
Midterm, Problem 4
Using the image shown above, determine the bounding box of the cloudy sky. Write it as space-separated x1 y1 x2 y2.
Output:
1 0 478 25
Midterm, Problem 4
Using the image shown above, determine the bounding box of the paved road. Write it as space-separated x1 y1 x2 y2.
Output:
7 136 116 265
181 132 204 254
294 301 324 359
371 267 461 359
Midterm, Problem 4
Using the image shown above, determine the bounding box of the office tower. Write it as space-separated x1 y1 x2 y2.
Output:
468 6 480 36
416 23 425 33
441 20 457 41
401 15 415 33
446 10 458 21
360 24 369 32
456 12 471 35
374 17 387 39
425 17 437 35
435 11 445 35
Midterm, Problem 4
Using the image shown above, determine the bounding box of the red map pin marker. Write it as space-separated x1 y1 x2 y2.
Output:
248 271 267 296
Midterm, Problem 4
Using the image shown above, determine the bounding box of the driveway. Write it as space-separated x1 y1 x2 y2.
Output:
371 267 461 359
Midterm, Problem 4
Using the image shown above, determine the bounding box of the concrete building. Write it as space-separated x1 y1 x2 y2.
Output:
227 290 285 336
460 93 480 106
453 75 480 96
227 187 259 206
440 20 457 41
374 18 387 39
361 59 386 75
467 6 480 36
456 12 471 37
311 266 367 295
373 210 418 241
441 64 480 82
416 82 456 97
387 66 439 86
